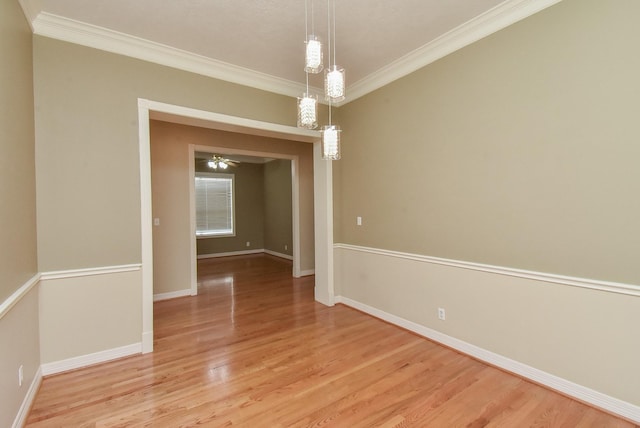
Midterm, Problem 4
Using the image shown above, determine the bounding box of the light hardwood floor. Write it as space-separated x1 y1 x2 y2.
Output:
27 254 636 427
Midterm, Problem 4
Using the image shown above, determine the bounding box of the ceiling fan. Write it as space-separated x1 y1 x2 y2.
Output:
201 155 239 170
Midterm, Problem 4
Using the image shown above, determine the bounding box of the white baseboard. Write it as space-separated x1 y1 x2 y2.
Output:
12 366 42 428
264 249 293 260
299 269 315 277
41 342 142 376
335 296 640 424
197 249 264 259
153 289 193 302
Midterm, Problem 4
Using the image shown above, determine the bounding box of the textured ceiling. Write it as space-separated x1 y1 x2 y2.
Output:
21 0 559 101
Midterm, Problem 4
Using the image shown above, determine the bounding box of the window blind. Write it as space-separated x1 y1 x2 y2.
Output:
195 174 234 236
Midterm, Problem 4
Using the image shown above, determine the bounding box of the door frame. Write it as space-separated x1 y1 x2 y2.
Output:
189 144 302 297
137 99 335 353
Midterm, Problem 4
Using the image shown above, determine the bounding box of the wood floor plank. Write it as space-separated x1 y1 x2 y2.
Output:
26 254 638 427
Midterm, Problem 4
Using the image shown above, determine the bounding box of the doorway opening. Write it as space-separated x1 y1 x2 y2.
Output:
138 99 335 353
188 145 302 297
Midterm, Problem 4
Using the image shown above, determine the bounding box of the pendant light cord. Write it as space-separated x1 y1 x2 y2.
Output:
327 0 331 68
332 0 336 66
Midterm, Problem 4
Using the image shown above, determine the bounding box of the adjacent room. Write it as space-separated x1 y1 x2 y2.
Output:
1 0 639 426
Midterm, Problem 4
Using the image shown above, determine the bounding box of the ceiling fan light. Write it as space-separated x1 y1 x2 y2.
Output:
304 36 323 73
297 93 318 129
219 161 228 169
325 65 345 102
321 125 341 160
207 160 216 169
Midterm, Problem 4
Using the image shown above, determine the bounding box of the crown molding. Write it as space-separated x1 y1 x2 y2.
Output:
31 12 307 99
346 0 564 103
30 0 563 105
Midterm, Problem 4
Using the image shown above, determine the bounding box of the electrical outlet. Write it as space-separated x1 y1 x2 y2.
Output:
356 216 362 226
18 365 23 387
437 307 446 321
284 244 288 251
246 241 250 247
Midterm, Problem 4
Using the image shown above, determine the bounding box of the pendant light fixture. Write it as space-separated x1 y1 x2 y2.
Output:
304 0 322 74
321 109 341 160
321 0 341 159
297 79 318 129
298 0 319 129
297 0 344 160
324 0 345 103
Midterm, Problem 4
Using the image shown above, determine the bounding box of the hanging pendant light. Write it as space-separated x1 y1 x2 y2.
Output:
298 1 319 129
297 92 318 129
325 65 345 102
324 0 345 102
321 124 341 160
321 0 341 159
304 0 323 73
305 36 323 74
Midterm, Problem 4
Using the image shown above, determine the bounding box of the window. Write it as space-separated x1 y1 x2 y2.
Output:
195 173 235 237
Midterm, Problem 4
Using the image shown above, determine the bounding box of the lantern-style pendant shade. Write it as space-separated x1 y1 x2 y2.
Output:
325 65 345 102
321 124 341 160
305 36 323 73
297 93 318 129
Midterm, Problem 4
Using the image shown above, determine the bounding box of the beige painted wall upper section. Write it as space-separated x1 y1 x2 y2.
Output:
195 163 265 255
264 159 293 256
335 0 640 285
0 0 38 301
0 3 40 425
33 36 301 271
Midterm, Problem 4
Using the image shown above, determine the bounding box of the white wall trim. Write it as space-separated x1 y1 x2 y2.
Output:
313 142 334 305
28 2 562 105
299 269 316 277
39 264 142 281
197 249 265 260
41 343 142 376
153 289 194 302
0 273 40 320
347 0 564 103
335 244 639 297
138 99 154 354
336 296 640 424
141 331 153 355
187 144 198 297
31 12 305 100
264 249 294 261
139 100 332 364
12 367 42 428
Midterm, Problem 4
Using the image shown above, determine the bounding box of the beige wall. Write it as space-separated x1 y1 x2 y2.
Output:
150 120 313 296
334 0 640 408
264 159 293 256
39 270 142 363
0 0 38 301
336 247 640 406
33 36 300 273
0 1 41 427
32 36 309 364
195 163 266 255
335 0 640 285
